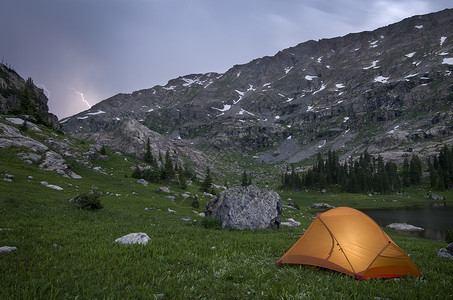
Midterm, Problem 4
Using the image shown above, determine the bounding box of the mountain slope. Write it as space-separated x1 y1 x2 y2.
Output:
61 9 453 169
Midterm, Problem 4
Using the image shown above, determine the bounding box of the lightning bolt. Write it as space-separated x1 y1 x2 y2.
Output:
36 84 51 98
73 89 91 109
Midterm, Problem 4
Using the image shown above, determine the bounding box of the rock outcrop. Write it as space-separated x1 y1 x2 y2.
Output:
205 185 282 230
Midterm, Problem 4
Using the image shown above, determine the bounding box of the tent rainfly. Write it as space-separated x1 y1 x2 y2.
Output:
277 207 422 279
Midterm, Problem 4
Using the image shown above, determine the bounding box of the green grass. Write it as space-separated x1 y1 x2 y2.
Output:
1 147 453 299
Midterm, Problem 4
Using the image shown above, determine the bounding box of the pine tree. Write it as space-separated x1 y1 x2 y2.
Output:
144 138 153 164
200 168 213 193
409 154 422 185
241 170 249 186
402 157 410 187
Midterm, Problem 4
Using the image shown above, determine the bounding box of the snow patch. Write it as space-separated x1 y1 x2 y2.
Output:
162 85 176 91
405 73 418 79
286 97 294 103
318 140 326 148
77 116 88 120
439 52 449 56
305 75 317 81
284 66 293 74
59 118 69 124
374 76 390 83
287 135 292 140
343 117 350 123
369 40 379 48
211 104 231 112
317 56 323 63
247 84 256 92
335 83 345 89
275 116 280 120
306 106 314 112
313 84 326 94
238 109 255 116
442 58 453 65
415 25 424 29
262 83 271 88
87 110 106 116
440 36 447 46
405 52 416 58
363 60 380 70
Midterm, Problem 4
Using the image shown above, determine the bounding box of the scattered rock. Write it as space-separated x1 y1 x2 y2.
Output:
168 208 177 215
40 181 64 191
386 223 424 231
0 246 17 253
158 187 170 193
437 242 453 260
281 218 301 227
312 203 335 209
17 152 41 164
137 179 148 186
204 185 282 230
425 193 444 201
114 233 150 245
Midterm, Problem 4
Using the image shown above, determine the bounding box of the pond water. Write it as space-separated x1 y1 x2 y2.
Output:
362 205 453 241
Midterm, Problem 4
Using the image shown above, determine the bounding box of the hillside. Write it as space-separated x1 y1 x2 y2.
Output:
60 9 453 174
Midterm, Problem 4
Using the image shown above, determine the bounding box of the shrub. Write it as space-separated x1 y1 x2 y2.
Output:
446 229 453 243
201 216 222 230
70 193 103 210
191 196 200 209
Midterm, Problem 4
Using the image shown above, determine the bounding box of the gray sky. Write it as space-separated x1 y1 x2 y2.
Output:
1 0 451 119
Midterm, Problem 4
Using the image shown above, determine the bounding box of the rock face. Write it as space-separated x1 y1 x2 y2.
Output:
437 242 453 260
205 185 282 230
0 63 59 129
61 9 453 169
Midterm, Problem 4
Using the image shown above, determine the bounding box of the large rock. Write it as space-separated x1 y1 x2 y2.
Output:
437 242 453 260
114 233 150 245
204 185 282 230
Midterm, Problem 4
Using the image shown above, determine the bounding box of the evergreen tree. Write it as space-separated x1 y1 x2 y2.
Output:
241 170 249 186
409 154 422 185
402 157 410 187
200 168 213 193
144 138 153 164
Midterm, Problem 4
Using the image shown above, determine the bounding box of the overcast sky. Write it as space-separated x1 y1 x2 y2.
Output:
1 0 451 119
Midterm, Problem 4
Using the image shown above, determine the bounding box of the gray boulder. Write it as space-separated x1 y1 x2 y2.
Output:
437 242 453 260
204 185 282 230
114 233 150 245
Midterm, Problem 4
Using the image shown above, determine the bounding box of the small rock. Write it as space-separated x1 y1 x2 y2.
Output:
0 246 17 253
3 178 12 182
158 187 170 193
386 223 424 231
181 193 191 199
168 208 177 215
211 246 216 250
137 179 148 186
182 216 191 221
312 203 335 209
437 242 453 260
114 233 150 245
281 218 301 227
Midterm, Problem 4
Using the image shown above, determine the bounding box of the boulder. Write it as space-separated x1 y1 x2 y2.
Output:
437 242 453 260
114 233 150 245
204 185 282 230
0 246 17 253
386 223 424 231
425 193 444 201
312 203 335 209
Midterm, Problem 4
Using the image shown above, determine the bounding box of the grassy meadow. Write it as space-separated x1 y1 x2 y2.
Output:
1 146 453 299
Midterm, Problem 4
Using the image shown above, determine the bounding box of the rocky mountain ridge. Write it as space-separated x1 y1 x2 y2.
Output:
61 9 453 170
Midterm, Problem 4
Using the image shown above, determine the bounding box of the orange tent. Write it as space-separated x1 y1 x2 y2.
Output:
277 207 422 279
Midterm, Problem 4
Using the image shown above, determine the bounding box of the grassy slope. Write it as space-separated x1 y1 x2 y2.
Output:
1 144 453 299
